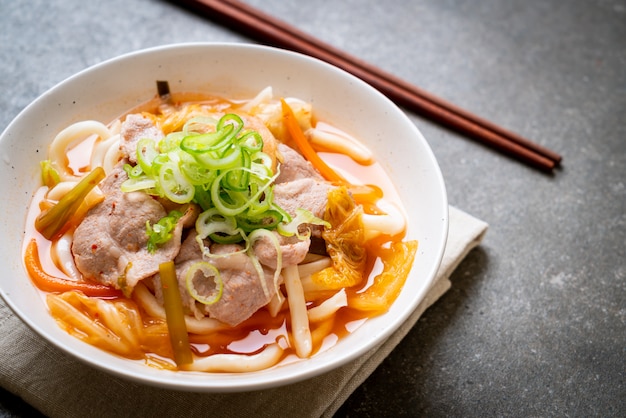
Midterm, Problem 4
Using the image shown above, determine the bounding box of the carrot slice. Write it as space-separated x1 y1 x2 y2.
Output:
281 99 346 184
281 99 384 211
24 239 122 297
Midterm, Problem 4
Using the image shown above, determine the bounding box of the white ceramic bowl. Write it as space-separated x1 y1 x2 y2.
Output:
0 43 447 392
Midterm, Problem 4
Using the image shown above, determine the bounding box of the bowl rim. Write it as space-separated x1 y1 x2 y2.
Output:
0 42 448 392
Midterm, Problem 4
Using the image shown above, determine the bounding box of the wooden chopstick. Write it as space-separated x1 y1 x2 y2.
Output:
175 0 562 172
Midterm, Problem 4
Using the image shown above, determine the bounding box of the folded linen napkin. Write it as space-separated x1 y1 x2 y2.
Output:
0 205 487 418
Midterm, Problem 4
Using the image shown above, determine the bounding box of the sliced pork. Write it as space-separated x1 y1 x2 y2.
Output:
119 114 164 164
275 143 323 183
273 178 333 221
273 143 334 221
72 165 191 293
154 240 279 326
253 232 310 270
174 229 204 264
73 122 334 326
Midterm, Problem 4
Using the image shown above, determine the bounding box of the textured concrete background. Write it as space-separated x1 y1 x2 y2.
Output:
1 0 624 416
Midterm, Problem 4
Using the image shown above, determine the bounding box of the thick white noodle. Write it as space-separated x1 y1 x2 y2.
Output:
46 181 104 204
308 125 373 164
297 257 332 278
133 282 226 334
90 134 122 174
186 343 284 372
283 265 312 358
46 181 77 200
267 288 285 317
362 200 407 240
101 136 122 174
307 289 348 323
53 231 81 281
108 119 122 135
48 120 111 181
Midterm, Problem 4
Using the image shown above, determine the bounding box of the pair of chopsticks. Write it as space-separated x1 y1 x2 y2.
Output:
174 0 562 172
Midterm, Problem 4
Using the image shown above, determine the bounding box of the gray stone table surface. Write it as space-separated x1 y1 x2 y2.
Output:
0 0 624 416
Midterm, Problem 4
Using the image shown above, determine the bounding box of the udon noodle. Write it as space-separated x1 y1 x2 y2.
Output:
23 84 418 372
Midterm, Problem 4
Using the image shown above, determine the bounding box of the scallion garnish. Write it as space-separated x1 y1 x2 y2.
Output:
123 113 325 252
146 210 183 253
40 160 60 188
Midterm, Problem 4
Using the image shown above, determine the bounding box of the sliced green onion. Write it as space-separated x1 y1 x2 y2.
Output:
193 143 243 171
124 162 145 179
217 113 244 138
223 153 251 192
120 176 157 193
146 210 183 253
193 185 212 210
248 228 283 299
237 131 264 153
236 210 283 232
251 153 274 176
180 128 233 154
210 168 278 217
185 261 223 305
120 113 302 251
158 131 185 153
180 152 216 186
195 208 244 243
40 160 60 188
158 161 194 204
136 138 159 176
277 208 330 238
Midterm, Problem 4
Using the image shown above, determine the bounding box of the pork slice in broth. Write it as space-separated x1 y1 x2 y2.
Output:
119 114 164 164
252 231 310 270
72 165 191 293
154 239 279 326
275 143 323 183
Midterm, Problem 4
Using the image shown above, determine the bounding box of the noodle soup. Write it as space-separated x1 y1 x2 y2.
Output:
23 85 418 372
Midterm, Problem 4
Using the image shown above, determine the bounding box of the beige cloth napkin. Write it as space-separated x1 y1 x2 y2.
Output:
0 206 487 418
